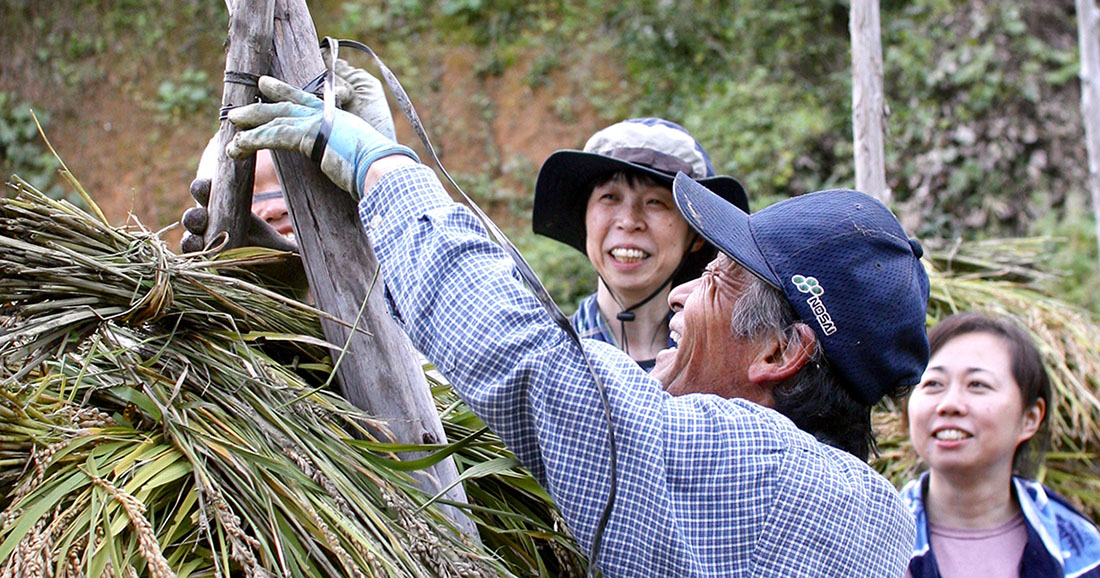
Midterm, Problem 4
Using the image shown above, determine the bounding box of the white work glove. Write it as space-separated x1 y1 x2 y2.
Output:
227 76 418 198
333 58 397 141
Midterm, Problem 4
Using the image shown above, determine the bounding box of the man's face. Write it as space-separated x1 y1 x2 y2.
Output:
250 150 293 239
651 254 773 404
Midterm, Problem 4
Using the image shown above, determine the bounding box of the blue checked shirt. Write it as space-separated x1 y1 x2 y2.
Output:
359 165 915 577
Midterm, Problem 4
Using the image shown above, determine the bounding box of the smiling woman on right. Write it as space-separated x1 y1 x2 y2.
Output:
901 312 1100 578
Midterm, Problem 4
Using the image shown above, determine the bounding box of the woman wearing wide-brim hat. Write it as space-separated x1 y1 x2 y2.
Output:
533 118 748 370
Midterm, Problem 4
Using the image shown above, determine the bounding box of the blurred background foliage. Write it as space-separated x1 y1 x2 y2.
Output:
2 0 1092 314
0 92 67 204
320 0 1091 313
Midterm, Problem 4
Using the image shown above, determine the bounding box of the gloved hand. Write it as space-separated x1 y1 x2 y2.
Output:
179 176 308 297
179 177 298 254
333 58 397 141
180 60 393 254
228 75 418 198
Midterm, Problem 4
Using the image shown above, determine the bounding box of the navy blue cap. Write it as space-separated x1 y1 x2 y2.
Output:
671 173 930 405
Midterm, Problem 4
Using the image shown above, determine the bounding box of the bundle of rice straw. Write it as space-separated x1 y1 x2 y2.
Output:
0 175 584 577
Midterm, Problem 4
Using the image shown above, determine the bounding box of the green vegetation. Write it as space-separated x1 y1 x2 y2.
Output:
882 2 1082 239
8 0 1087 307
1033 210 1100 312
312 0 1090 311
154 68 212 121
0 92 69 205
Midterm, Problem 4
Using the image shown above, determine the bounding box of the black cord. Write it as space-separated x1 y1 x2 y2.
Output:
603 249 691 357
315 38 620 575
609 276 670 355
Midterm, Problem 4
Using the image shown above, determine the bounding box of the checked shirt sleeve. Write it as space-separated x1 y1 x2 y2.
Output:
355 165 916 577
356 166 672 561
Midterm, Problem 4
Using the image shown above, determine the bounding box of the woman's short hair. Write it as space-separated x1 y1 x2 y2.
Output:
925 312 1052 477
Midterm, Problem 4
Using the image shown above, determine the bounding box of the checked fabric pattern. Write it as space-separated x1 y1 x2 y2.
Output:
358 164 915 577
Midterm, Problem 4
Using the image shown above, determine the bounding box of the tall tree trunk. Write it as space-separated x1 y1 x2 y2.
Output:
211 0 477 538
850 0 890 204
1076 0 1100 269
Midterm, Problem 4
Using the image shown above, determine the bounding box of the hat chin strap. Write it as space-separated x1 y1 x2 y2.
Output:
601 251 690 357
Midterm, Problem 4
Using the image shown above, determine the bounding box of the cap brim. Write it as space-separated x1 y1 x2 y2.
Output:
533 150 748 252
672 172 780 287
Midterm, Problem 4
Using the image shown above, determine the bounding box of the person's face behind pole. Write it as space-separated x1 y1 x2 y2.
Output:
251 150 294 239
907 332 1044 481
584 178 700 303
652 254 771 403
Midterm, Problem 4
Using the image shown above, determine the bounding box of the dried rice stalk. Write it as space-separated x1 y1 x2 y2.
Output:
1 178 578 576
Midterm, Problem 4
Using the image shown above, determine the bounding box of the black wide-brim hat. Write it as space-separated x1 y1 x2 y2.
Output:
532 118 748 254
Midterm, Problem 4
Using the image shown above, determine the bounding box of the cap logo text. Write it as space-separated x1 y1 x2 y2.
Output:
792 275 837 336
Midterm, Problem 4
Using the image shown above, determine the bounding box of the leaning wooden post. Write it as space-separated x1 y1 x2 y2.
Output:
850 0 890 204
229 0 478 537
206 0 274 248
1076 0 1100 269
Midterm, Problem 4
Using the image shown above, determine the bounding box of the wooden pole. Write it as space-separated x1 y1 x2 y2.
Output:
206 0 275 249
849 0 890 204
216 0 477 537
1076 0 1100 269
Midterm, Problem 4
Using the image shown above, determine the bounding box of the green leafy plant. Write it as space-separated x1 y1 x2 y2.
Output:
0 92 69 204
882 1 1082 239
154 68 211 120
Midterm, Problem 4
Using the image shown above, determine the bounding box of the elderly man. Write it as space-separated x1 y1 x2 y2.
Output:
226 75 927 577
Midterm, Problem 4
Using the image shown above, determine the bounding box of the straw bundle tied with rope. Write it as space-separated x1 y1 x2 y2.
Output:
1 169 1097 576
0 176 585 577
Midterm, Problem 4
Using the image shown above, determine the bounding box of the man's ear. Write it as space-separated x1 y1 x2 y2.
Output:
747 324 816 385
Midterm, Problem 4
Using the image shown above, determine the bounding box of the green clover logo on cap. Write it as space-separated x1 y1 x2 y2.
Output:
791 275 824 296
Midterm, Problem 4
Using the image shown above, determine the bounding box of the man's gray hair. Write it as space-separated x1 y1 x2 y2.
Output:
728 273 875 460
730 274 825 366
731 276 804 344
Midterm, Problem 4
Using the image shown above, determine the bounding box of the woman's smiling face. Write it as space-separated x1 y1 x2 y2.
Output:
584 176 699 304
907 332 1043 480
